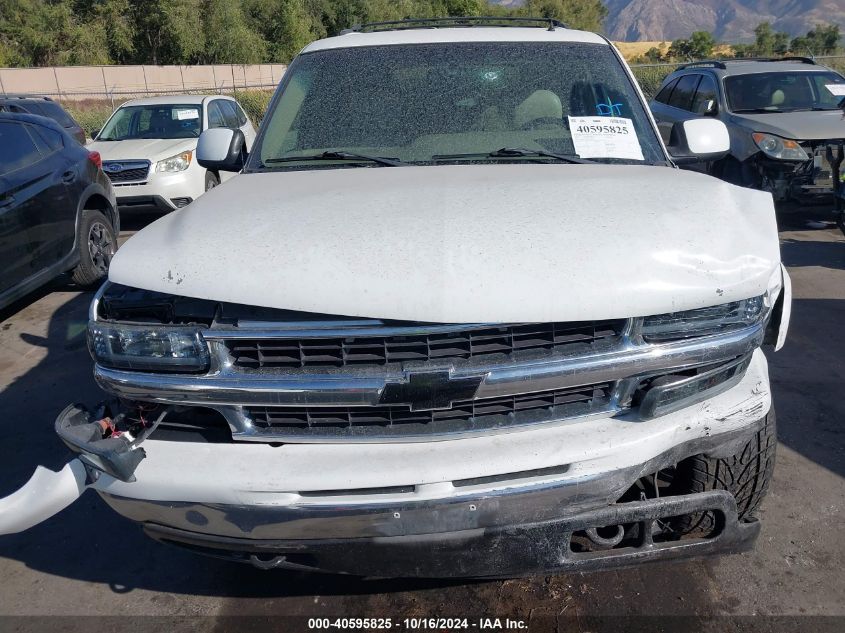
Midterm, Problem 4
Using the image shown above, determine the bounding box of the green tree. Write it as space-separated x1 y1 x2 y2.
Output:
632 46 664 63
752 22 789 56
791 23 841 55
444 0 485 16
126 0 204 64
0 0 112 65
667 30 715 61
203 0 266 63
522 0 608 33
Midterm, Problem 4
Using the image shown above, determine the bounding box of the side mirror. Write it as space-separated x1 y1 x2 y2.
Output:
703 99 718 116
197 128 246 172
91 129 100 140
667 119 730 165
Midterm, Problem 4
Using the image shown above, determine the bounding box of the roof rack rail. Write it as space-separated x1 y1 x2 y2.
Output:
341 16 567 35
678 56 817 71
726 56 817 65
0 94 54 100
677 60 728 70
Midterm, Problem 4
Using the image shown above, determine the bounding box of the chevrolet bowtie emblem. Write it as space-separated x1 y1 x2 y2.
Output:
379 371 486 411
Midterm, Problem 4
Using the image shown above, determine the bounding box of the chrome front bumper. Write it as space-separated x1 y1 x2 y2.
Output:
99 417 765 542
137 490 760 577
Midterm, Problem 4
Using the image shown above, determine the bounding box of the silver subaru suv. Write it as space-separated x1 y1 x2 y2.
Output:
650 57 845 204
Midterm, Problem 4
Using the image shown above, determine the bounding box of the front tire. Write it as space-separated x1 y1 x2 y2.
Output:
672 410 777 534
71 209 116 287
205 171 219 191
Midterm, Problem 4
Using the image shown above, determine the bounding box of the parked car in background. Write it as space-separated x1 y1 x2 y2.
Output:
650 57 845 204
0 95 87 145
1 18 790 578
0 113 118 309
87 95 256 213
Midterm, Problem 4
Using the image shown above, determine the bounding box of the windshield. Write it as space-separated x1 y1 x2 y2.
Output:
251 42 666 169
725 71 845 113
98 104 202 140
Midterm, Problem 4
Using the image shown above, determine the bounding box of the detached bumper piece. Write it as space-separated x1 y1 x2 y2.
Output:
55 402 169 482
144 490 759 578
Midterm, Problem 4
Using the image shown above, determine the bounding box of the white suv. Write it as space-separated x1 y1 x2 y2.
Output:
88 95 256 212
2 17 791 578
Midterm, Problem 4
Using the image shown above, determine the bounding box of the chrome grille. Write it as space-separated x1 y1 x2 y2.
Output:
103 161 150 183
244 383 613 439
226 320 625 369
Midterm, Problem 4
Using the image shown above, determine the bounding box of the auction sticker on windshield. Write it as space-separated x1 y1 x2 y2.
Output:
824 84 845 97
175 109 199 120
568 116 644 161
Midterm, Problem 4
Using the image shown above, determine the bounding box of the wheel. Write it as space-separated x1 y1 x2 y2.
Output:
205 171 219 191
71 209 117 287
671 409 777 535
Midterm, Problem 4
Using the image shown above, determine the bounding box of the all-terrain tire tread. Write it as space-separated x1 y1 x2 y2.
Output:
675 410 776 534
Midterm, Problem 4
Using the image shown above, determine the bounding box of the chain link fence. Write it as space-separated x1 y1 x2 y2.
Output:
0 64 286 136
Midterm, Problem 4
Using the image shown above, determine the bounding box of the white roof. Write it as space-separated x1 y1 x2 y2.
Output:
303 26 607 53
120 95 227 107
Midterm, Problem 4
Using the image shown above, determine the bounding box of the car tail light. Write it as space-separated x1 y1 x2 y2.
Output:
88 151 102 169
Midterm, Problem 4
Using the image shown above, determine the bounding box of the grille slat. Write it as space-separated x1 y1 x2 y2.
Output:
104 165 150 182
245 383 613 438
227 320 624 369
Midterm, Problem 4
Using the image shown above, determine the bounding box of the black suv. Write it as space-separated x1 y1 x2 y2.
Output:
0 113 119 309
0 95 87 145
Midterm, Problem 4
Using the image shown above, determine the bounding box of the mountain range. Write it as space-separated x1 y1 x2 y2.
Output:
492 1 845 42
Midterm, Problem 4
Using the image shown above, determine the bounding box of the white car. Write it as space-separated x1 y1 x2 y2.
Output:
88 95 256 212
2 17 790 578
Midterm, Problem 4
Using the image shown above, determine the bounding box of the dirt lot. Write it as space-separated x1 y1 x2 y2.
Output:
0 209 843 632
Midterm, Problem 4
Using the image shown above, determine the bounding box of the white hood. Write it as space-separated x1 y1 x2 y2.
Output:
87 138 196 162
108 164 781 323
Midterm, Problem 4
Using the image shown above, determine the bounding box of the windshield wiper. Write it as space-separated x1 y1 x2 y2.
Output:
263 151 403 167
432 148 593 164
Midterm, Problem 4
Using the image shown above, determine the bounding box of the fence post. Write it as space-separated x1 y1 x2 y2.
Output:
230 65 236 93
53 66 61 96
179 66 186 91
141 65 149 94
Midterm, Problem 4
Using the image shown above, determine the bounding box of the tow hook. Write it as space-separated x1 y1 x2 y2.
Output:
585 525 625 548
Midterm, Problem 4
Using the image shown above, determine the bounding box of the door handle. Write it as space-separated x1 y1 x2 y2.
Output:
62 170 77 184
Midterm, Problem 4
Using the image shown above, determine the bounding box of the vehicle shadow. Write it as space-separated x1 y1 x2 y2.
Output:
119 208 164 234
779 237 845 270
765 297 845 481
0 289 478 598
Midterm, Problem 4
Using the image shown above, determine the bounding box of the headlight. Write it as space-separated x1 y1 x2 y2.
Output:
88 322 209 372
156 150 192 172
641 295 768 342
752 133 808 161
